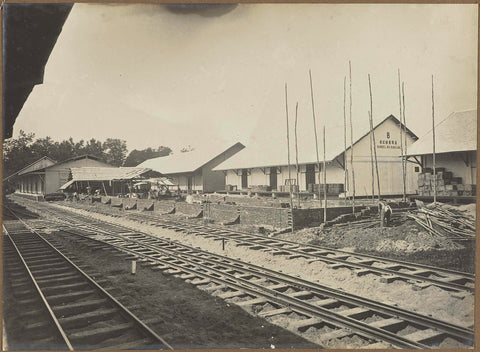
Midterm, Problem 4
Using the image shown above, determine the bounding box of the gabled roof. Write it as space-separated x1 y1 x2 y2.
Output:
214 115 417 171
69 167 155 181
3 156 57 181
45 154 104 168
138 142 245 174
407 110 477 156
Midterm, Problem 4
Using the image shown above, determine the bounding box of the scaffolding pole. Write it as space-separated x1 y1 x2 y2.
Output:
349 61 355 213
285 83 294 230
432 75 437 206
309 70 322 210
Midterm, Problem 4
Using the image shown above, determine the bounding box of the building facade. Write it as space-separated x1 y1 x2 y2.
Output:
9 155 114 195
215 115 418 197
139 142 245 193
407 110 477 197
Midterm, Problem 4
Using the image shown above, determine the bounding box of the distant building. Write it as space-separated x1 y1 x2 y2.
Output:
406 109 476 198
138 142 245 192
6 155 114 196
214 115 418 197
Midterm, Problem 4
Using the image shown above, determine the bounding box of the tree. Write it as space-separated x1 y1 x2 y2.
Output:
103 138 127 167
3 130 37 178
124 146 172 167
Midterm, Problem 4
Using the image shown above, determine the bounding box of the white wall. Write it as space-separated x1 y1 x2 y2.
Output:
344 117 418 196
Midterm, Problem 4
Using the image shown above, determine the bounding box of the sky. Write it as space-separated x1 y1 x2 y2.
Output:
12 3 478 154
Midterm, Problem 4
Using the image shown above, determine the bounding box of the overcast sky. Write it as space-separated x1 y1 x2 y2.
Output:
13 3 477 153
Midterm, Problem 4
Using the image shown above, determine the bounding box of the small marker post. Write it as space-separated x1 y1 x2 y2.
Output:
131 260 137 275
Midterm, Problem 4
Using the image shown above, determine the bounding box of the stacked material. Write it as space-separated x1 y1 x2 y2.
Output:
407 201 475 240
307 183 344 195
278 185 299 193
250 185 271 192
417 168 475 196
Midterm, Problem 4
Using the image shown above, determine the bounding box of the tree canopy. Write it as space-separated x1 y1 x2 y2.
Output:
123 146 172 167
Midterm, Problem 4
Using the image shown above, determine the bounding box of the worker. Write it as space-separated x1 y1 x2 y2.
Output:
378 200 393 227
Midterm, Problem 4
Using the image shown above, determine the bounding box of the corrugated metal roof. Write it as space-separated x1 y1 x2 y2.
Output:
214 115 415 171
138 142 245 174
70 167 153 181
407 110 477 156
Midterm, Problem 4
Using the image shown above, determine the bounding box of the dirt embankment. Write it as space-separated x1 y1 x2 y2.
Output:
278 210 475 274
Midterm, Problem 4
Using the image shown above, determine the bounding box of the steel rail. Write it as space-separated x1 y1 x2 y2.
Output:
4 205 174 350
9 199 475 344
63 226 474 343
53 222 474 348
15 200 475 292
75 209 473 293
3 224 74 351
51 228 426 349
148 214 474 279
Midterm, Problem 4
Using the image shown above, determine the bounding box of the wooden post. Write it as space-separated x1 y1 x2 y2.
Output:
368 111 375 202
369 75 381 200
309 70 322 209
102 181 108 196
323 125 327 224
398 69 406 202
131 260 137 275
349 61 355 214
402 82 408 199
432 75 437 206
368 74 375 203
368 80 381 201
343 76 348 205
294 102 300 208
285 83 294 226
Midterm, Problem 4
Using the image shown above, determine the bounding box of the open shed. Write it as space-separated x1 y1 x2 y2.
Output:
60 167 164 197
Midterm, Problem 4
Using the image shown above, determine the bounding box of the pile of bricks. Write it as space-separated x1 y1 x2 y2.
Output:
278 185 299 193
307 183 344 195
417 168 475 196
250 185 271 192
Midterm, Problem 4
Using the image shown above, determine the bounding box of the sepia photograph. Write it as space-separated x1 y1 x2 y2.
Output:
2 2 477 350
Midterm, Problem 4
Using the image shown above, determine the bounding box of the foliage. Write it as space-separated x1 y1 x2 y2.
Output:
123 146 172 167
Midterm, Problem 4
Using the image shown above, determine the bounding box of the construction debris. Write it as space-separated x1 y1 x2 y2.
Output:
407 201 475 241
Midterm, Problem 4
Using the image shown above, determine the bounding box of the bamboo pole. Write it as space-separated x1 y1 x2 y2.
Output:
323 125 327 224
368 74 375 202
402 82 408 198
368 110 375 201
285 83 294 228
432 75 437 206
370 112 381 200
398 69 406 202
309 70 322 209
349 61 355 213
343 76 348 205
294 102 300 208
369 74 381 200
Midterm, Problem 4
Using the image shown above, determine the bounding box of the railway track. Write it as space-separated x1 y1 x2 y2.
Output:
8 200 474 349
3 206 173 351
28 197 474 293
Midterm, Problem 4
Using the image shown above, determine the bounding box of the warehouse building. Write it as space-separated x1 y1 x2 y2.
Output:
214 115 418 197
6 155 113 196
406 109 476 199
138 142 245 193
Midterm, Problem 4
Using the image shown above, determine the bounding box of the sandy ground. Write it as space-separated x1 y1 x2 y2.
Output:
48 202 474 329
